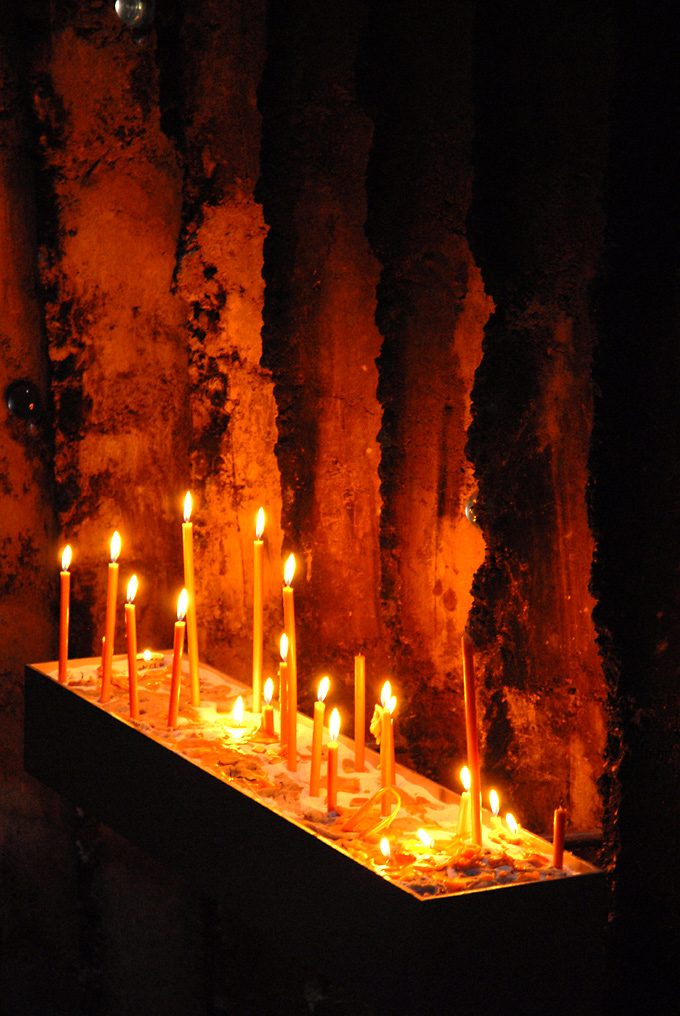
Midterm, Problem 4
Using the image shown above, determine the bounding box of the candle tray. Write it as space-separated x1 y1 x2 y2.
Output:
24 659 606 1016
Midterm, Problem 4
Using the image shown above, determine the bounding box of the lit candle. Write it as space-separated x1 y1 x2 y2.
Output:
505 812 523 845
489 789 501 830
58 545 71 685
380 838 391 867
278 633 288 750
310 675 330 797
167 589 188 729
282 555 297 772
461 634 483 845
229 695 245 738
125 575 139 721
182 493 200 708
101 531 120 704
417 829 434 849
553 804 566 869
327 707 340 813
457 766 471 837
354 654 365 771
261 678 275 735
380 682 396 816
252 508 265 712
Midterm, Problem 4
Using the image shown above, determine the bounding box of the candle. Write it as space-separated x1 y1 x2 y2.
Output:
310 675 330 797
101 531 120 704
489 789 501 830
182 492 200 708
461 634 483 845
380 838 391 866
58 545 71 685
167 588 188 729
505 812 523 845
125 575 139 721
261 678 275 735
327 707 340 812
278 633 288 750
229 695 246 738
457 766 471 837
252 508 265 712
354 654 365 771
553 804 566 869
282 555 297 772
380 682 396 816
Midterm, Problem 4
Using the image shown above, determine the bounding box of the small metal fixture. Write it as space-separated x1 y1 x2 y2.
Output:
114 0 156 30
4 379 43 424
464 491 481 529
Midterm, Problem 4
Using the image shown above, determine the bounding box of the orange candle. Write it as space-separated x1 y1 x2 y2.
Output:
354 654 365 771
553 804 566 869
380 682 396 816
261 677 275 735
182 493 200 708
278 633 288 749
327 707 340 812
282 555 297 772
457 767 471 837
252 508 265 712
168 589 188 729
310 676 330 797
462 634 483 845
125 575 139 721
58 545 71 684
101 531 120 704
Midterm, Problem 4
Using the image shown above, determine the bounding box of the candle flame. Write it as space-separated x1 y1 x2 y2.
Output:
110 531 121 563
388 695 396 715
506 813 519 834
329 707 340 741
233 696 244 726
177 588 188 621
280 633 288 662
184 491 192 523
256 507 265 540
490 789 500 817
61 545 72 571
461 766 471 791
380 837 390 860
284 553 295 586
417 829 434 848
380 681 392 709
317 676 330 702
143 650 151 662
126 574 138 603
264 677 273 705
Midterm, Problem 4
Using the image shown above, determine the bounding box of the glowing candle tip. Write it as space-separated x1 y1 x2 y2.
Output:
506 812 519 834
284 553 295 586
126 574 138 603
177 588 188 621
184 491 192 522
461 766 471 791
380 681 392 709
318 676 330 702
110 531 121 563
490 789 499 817
380 837 390 860
61 545 72 571
264 677 273 705
233 696 244 726
256 507 265 540
280 632 288 662
329 707 340 741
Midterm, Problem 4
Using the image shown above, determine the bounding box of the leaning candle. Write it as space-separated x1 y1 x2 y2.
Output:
252 508 265 712
553 804 566 869
380 682 396 816
261 678 275 735
125 575 139 721
354 654 366 771
327 707 340 812
282 554 298 772
310 675 330 797
101 531 121 704
461 634 483 845
182 492 200 708
168 588 188 729
278 633 288 750
457 766 471 837
58 545 71 684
